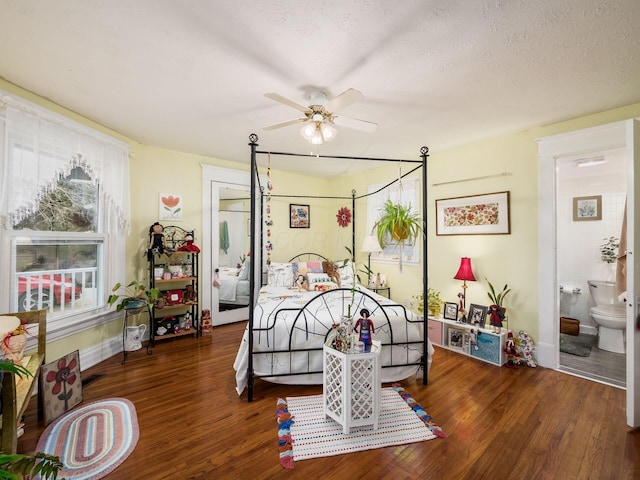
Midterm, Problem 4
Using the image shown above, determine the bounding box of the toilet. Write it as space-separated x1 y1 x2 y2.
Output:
587 280 626 354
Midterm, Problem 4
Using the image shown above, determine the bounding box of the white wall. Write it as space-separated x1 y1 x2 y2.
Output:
556 151 627 333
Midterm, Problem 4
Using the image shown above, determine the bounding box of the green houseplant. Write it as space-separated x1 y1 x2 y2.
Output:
372 199 423 249
412 288 443 317
486 279 511 308
0 362 63 479
107 280 159 312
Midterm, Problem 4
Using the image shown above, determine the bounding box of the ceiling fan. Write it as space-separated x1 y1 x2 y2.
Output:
263 88 378 144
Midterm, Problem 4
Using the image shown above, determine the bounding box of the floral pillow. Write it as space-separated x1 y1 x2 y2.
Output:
267 262 294 287
292 261 324 277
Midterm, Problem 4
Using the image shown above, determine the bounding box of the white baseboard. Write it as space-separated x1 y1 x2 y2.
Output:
78 331 152 371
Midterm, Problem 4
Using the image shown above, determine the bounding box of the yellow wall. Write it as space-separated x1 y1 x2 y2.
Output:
3 77 640 357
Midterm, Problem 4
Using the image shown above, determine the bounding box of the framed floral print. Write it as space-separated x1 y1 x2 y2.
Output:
436 191 510 235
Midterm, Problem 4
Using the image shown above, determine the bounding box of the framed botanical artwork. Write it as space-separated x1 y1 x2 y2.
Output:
436 191 510 235
159 193 183 221
447 327 466 351
468 303 488 327
290 204 310 228
443 302 459 321
573 195 602 221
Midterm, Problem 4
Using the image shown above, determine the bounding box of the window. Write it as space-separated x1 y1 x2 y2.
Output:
0 91 129 328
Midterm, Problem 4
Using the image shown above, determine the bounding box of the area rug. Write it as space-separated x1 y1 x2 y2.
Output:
276 385 445 469
36 398 139 480
560 335 593 357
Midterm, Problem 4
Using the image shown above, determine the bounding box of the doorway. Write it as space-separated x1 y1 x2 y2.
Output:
537 119 640 427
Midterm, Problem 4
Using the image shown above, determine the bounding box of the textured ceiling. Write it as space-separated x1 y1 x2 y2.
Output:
1 0 639 178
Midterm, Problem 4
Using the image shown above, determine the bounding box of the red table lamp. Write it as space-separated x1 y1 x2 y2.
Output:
454 257 476 312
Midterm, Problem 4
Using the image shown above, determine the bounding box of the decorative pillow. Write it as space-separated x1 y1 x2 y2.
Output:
238 260 250 281
267 262 294 287
292 261 324 277
306 272 332 286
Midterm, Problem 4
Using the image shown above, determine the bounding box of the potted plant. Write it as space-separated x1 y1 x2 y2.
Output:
412 288 443 317
0 361 63 479
107 280 159 312
372 199 423 248
486 279 511 309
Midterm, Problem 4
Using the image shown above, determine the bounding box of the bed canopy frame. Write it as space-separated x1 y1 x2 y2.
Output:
246 133 430 402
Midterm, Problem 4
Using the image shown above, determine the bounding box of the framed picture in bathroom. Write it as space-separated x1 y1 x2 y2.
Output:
573 195 602 221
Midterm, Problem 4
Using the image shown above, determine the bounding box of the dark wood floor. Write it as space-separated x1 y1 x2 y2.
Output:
18 321 638 479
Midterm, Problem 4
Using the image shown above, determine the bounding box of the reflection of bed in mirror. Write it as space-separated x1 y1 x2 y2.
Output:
217 262 250 310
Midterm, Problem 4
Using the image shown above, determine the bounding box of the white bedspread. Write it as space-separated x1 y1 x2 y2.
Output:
233 284 433 395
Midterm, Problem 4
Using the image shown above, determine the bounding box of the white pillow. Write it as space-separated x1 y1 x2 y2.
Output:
267 262 294 287
338 261 354 287
238 260 250 281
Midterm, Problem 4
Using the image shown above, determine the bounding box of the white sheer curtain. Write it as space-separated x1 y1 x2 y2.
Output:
0 92 130 231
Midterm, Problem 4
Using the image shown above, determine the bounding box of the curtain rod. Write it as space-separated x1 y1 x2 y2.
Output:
255 150 421 163
432 172 511 187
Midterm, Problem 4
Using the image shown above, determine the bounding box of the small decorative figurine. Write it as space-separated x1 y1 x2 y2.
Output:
504 330 518 367
178 232 200 253
354 308 375 352
469 328 479 350
488 304 505 333
457 292 467 323
184 284 197 304
147 222 166 260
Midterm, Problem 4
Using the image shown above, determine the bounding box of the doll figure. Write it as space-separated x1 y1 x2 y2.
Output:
354 308 375 352
178 232 201 253
147 222 166 260
504 330 518 367
469 328 479 350
457 292 467 323
488 304 505 333
184 284 197 304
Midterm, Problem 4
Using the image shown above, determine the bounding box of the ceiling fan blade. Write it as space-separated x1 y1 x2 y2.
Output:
325 88 364 113
333 115 378 133
264 93 310 114
263 117 307 131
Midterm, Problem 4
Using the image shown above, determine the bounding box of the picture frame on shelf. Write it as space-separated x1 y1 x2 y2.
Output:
435 191 510 235
572 195 602 221
448 327 466 351
290 204 310 228
468 303 488 327
443 302 459 321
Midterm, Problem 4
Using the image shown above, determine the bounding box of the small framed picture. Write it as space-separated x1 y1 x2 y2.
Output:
443 302 458 321
448 327 466 351
468 303 488 327
290 204 310 228
573 195 602 221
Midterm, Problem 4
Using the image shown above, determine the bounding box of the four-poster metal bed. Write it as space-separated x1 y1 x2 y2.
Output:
241 133 430 402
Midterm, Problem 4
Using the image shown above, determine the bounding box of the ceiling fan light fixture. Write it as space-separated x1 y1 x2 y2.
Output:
300 121 336 145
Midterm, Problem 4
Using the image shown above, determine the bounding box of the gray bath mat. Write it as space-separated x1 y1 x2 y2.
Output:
560 335 592 357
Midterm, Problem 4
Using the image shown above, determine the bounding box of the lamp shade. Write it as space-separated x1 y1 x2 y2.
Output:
300 121 337 145
361 235 382 253
454 257 476 282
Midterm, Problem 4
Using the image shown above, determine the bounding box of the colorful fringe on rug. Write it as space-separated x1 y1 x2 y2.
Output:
390 384 447 439
276 384 445 469
276 398 295 469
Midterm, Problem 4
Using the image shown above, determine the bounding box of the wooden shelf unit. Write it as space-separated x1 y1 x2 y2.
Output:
0 309 46 453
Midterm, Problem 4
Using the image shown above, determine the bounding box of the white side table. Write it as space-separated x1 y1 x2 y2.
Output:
323 340 381 434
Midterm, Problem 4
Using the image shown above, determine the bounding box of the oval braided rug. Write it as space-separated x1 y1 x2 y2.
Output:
36 398 139 480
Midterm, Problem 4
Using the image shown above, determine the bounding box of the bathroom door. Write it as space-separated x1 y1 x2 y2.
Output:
625 119 640 427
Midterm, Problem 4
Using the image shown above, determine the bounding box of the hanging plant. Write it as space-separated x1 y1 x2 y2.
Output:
336 207 351 227
372 199 422 248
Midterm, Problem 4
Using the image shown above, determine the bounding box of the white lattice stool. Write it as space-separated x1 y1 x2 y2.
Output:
323 340 381 434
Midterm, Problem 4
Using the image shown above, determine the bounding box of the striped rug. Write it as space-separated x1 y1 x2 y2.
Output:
277 386 443 468
36 398 139 480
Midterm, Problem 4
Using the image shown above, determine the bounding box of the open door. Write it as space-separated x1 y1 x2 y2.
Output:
626 119 640 427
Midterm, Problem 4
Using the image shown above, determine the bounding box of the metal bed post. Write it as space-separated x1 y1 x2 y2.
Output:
420 146 429 385
351 189 356 263
248 133 259 402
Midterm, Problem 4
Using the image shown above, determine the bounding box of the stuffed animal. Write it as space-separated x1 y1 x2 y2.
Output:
147 222 166 260
322 260 340 286
515 330 537 367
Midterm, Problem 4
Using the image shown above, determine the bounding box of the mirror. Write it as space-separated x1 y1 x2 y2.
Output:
216 186 251 313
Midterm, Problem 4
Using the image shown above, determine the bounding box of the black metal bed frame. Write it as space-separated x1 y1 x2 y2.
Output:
246 133 429 402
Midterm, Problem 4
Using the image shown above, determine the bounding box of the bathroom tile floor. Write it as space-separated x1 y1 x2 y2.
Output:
559 333 626 388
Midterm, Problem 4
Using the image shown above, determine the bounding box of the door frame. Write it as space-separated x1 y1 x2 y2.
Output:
537 119 639 427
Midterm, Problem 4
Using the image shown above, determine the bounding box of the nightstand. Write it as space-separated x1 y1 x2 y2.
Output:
369 286 390 298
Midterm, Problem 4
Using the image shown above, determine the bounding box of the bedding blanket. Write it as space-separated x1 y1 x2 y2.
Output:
233 284 433 395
